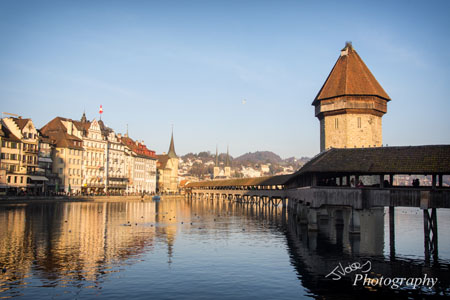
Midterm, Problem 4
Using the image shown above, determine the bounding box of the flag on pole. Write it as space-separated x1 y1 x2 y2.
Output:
99 105 103 120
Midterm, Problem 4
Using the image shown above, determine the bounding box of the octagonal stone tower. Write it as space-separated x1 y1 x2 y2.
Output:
313 42 391 152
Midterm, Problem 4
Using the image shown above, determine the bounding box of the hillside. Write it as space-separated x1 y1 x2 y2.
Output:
179 150 310 180
234 151 283 164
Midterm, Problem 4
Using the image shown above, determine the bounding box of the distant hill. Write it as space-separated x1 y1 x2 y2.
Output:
180 150 310 179
234 151 283 164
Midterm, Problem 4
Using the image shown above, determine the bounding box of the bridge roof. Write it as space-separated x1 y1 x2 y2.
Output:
291 145 450 177
186 174 293 188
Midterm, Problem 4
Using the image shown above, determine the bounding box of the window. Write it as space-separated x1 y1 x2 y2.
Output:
7 176 11 183
11 142 17 149
20 176 23 184
59 158 63 164
14 176 17 183
357 117 362 128
59 168 63 174
335 118 339 129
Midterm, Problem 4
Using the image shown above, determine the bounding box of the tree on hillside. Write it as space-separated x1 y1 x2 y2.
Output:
190 162 206 179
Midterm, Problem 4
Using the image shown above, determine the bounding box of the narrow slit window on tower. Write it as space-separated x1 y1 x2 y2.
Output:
335 118 339 129
357 117 361 128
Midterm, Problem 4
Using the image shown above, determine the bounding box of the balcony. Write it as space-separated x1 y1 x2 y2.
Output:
23 148 38 154
22 159 38 166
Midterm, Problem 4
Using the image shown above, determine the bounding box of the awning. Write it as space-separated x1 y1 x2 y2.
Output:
38 157 53 163
29 176 49 181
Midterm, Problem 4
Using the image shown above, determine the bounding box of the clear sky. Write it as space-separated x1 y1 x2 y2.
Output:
1 0 449 158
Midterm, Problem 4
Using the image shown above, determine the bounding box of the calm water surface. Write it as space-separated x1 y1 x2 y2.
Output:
0 197 449 299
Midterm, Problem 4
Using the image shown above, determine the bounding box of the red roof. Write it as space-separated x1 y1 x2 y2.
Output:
313 43 390 105
120 136 156 159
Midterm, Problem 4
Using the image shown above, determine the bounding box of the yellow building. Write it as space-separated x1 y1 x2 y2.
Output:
157 132 179 194
40 117 84 193
0 117 44 194
313 42 391 152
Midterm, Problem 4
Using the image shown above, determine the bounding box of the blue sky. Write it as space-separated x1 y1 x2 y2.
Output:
1 0 449 158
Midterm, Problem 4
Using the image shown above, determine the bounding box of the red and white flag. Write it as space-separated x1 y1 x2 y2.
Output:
99 105 103 114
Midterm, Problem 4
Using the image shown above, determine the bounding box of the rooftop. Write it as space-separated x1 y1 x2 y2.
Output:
292 145 450 175
186 174 293 188
312 42 391 105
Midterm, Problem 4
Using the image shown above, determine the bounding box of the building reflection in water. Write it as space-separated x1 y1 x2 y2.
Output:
0 198 449 299
0 200 188 293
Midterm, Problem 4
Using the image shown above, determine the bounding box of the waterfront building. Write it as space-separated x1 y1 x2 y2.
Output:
80 117 108 194
313 42 391 152
40 117 84 193
0 120 23 192
120 135 157 194
156 131 179 194
0 124 3 193
37 133 59 194
42 113 158 195
105 130 128 194
0 117 46 194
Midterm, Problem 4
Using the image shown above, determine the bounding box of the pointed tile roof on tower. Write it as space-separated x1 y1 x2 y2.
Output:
312 42 391 105
167 130 177 159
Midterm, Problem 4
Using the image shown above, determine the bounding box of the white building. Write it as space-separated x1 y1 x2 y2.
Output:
120 135 157 194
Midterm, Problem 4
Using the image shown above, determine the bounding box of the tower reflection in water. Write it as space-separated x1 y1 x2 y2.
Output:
0 199 449 299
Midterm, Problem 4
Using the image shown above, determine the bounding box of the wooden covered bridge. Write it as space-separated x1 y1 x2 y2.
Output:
185 145 450 258
186 145 450 209
185 174 292 206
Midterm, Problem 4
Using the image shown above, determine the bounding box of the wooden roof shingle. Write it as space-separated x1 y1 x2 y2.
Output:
313 42 390 105
293 145 450 176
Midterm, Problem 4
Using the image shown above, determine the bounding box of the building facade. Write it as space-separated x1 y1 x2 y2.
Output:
105 131 128 193
37 134 59 194
313 42 391 152
120 135 157 194
0 117 47 194
41 117 84 194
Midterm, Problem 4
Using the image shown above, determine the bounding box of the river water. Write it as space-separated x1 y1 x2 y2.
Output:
0 197 449 299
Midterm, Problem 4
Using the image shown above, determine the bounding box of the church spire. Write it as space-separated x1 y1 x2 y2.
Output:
168 127 177 159
81 111 87 123
215 145 219 166
225 145 230 167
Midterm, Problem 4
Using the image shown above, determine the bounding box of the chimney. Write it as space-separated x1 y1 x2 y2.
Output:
67 121 73 135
